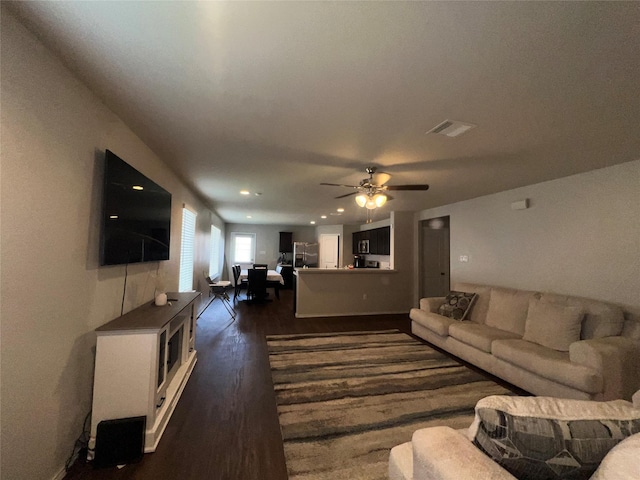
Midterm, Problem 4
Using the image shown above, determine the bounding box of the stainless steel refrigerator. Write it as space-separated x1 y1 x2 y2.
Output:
293 242 318 268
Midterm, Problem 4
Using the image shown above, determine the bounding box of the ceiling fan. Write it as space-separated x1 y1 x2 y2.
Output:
321 166 429 209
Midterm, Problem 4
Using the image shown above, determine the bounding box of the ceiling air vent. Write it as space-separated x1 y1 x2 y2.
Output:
427 119 476 138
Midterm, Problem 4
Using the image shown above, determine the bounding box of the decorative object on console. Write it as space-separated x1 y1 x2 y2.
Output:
469 395 640 480
437 291 477 320
154 292 167 306
154 266 168 306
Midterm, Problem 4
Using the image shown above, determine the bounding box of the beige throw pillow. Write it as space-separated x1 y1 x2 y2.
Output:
523 298 584 351
484 288 534 336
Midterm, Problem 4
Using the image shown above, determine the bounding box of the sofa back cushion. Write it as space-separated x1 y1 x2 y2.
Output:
539 293 624 340
484 287 537 336
522 297 584 351
622 318 640 341
452 283 491 324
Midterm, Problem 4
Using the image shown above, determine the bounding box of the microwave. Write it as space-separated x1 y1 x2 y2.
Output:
357 239 369 254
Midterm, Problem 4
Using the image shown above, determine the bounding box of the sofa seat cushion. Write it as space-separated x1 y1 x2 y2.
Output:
485 287 538 336
410 308 457 337
491 339 603 394
449 322 521 353
468 395 640 480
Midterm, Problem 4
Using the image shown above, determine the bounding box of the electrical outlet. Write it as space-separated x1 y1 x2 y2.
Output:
363 293 368 300
459 255 469 263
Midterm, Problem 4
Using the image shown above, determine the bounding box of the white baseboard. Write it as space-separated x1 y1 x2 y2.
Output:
52 466 67 480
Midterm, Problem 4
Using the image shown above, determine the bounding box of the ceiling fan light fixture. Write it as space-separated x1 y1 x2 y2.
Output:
355 194 367 207
365 197 377 209
374 193 387 207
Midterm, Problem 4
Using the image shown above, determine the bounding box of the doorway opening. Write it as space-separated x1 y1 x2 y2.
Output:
420 216 450 298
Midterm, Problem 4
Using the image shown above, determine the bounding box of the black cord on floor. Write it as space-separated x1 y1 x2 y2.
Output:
120 263 129 316
65 410 91 471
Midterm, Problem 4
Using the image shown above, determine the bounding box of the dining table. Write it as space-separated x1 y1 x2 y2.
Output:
240 269 285 299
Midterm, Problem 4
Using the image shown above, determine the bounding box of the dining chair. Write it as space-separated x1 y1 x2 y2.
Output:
205 273 236 318
246 268 269 303
252 263 268 269
232 264 246 300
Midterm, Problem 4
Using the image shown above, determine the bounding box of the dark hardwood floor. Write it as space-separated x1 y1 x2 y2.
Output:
65 289 411 479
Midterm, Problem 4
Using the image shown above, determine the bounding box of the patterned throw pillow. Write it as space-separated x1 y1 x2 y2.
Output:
468 396 640 480
437 291 477 320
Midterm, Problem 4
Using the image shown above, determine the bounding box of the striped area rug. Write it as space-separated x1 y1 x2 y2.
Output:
267 329 513 480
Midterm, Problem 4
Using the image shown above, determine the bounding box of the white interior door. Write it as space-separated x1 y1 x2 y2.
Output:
319 234 340 268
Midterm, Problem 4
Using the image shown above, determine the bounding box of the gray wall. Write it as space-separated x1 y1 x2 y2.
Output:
415 160 640 307
1 11 223 479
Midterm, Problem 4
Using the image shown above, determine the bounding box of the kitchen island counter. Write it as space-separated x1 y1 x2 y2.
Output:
295 268 397 274
294 267 410 318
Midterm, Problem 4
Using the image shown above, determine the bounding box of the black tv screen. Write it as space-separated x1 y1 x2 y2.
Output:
100 150 171 266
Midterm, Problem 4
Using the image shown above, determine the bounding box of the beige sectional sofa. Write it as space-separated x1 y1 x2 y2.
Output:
410 282 640 401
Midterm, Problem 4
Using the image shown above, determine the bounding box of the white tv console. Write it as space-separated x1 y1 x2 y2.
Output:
89 291 200 456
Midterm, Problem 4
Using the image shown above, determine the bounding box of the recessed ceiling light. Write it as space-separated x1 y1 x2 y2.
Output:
132 185 143 191
337 208 344 212
310 221 316 225
246 215 252 219
321 215 327 219
109 215 118 219
240 190 250 195
254 192 262 196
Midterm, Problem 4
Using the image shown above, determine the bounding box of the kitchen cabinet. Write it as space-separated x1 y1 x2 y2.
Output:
376 226 391 255
352 226 390 255
279 231 293 253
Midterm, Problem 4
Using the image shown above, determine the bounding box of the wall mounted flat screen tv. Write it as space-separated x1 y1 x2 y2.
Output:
100 150 171 266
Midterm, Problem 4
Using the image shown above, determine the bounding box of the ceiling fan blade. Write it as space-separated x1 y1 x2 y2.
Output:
335 191 358 199
372 172 391 185
385 184 430 191
320 182 358 188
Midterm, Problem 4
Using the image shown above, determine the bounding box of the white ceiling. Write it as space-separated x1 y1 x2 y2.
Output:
7 1 640 225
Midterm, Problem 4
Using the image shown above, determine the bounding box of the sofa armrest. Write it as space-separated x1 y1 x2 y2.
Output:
419 296 446 313
569 336 640 401
412 426 517 480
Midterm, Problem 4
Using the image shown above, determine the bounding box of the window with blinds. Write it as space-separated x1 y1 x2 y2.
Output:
231 232 256 264
179 208 196 292
209 225 222 278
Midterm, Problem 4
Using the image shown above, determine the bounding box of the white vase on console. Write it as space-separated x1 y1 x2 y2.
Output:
155 292 167 306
